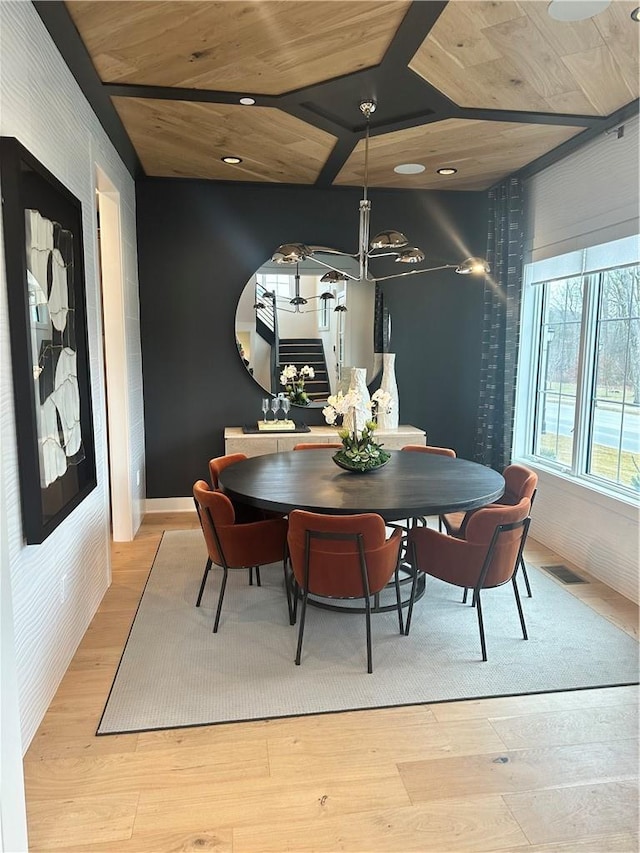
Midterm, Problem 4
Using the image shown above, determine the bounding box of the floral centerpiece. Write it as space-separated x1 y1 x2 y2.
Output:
280 364 315 406
323 388 393 472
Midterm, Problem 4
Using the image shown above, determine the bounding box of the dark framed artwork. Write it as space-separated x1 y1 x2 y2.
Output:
0 137 96 544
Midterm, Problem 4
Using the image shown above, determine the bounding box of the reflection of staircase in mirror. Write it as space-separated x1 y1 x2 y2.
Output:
279 339 331 402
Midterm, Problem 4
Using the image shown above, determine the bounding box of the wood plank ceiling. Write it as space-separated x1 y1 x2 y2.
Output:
52 0 639 190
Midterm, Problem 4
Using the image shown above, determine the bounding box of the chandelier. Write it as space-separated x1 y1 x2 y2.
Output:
271 100 489 284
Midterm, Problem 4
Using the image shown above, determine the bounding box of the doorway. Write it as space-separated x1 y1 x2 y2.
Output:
95 169 135 541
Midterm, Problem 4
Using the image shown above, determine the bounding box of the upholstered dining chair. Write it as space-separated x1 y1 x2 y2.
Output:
442 463 538 598
287 510 404 673
404 497 531 661
401 444 456 458
293 443 343 450
193 480 291 632
400 445 457 531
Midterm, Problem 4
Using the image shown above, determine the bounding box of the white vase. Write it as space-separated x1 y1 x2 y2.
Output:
343 367 370 436
377 353 399 430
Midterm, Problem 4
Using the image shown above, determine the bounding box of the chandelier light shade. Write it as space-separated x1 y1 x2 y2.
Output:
271 100 489 284
455 257 491 275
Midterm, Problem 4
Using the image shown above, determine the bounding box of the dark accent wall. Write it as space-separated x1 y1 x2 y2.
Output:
136 179 488 497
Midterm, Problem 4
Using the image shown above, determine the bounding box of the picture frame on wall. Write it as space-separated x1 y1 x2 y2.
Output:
0 137 96 544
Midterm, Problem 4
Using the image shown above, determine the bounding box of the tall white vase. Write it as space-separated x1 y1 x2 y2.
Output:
343 367 370 436
377 353 399 430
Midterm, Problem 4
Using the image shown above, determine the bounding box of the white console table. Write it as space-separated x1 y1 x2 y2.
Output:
224 425 426 458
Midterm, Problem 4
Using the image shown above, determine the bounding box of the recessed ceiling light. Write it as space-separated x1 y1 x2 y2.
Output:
631 7 640 21
437 167 457 175
393 163 426 175
221 156 242 165
239 97 256 105
547 0 611 22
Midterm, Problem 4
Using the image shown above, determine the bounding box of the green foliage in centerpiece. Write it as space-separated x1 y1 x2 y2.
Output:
323 388 393 473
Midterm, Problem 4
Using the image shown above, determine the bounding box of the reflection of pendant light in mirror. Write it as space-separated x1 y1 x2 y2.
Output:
271 100 489 284
254 263 347 315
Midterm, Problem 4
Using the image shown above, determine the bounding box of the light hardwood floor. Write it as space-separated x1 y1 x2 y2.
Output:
24 513 639 852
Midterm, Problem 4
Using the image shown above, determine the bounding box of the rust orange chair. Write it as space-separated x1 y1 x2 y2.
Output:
401 444 456 458
404 497 531 660
193 480 291 632
287 510 403 673
442 463 538 598
209 453 265 525
400 445 457 531
293 443 343 450
210 454 285 563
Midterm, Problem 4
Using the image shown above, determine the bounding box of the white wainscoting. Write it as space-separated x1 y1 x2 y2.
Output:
526 466 639 604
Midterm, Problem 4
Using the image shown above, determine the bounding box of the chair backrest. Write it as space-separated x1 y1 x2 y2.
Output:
401 445 456 458
464 497 531 588
287 510 401 598
193 479 236 565
209 453 247 489
293 443 343 450
501 464 538 505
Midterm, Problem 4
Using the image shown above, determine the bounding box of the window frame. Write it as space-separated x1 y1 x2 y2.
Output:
514 251 639 504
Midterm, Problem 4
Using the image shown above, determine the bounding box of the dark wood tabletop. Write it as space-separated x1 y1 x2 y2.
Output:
218 451 505 522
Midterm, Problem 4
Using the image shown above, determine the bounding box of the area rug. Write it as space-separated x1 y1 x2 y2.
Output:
98 529 638 734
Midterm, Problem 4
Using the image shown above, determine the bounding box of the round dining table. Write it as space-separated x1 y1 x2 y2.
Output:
218 449 504 614
218 449 505 523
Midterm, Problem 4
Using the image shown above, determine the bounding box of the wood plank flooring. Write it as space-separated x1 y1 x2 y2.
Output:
24 512 639 852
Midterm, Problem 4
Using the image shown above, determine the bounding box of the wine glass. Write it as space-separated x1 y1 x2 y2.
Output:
271 397 281 420
261 398 270 423
281 397 291 422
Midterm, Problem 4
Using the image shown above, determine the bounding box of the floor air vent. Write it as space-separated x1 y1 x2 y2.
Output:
541 564 588 584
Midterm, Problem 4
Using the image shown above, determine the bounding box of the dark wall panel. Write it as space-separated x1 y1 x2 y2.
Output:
136 179 488 497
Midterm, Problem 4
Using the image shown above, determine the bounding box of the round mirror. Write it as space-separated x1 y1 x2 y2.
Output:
235 258 387 406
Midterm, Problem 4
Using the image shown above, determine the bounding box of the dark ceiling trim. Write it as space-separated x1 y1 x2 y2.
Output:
32 0 639 194
513 99 640 183
381 1 448 67
452 106 602 129
105 83 280 108
33 1 142 177
315 136 358 187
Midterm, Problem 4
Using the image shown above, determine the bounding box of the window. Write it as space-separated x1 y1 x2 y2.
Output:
256 272 292 298
517 237 639 499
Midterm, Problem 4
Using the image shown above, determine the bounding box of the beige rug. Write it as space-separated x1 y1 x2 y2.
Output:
98 530 638 734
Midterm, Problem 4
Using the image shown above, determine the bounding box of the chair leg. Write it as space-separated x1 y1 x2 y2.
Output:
520 556 533 597
475 589 487 661
512 576 529 640
295 587 309 665
255 566 261 587
404 567 419 636
282 556 294 626
196 557 212 607
212 568 228 633
393 568 404 635
248 567 253 586
462 587 468 604
364 594 373 674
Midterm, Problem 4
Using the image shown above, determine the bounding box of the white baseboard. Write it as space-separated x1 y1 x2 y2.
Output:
145 497 194 513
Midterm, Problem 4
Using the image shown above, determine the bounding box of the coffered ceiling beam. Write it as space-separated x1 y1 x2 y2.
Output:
452 107 602 129
33 1 142 177
513 99 639 183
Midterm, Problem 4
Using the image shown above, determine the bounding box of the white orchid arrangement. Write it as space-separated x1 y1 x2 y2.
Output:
323 388 393 471
280 363 315 406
